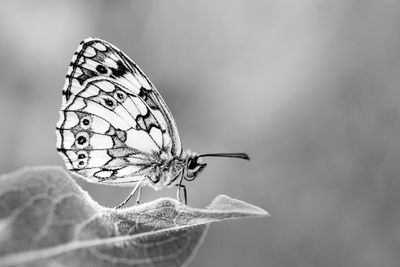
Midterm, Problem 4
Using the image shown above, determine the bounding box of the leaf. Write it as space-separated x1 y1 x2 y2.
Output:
0 167 269 267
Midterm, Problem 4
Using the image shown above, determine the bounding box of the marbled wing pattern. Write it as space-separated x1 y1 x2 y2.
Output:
56 38 183 188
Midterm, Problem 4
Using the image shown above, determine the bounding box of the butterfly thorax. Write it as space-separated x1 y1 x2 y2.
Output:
145 150 208 189
141 151 185 190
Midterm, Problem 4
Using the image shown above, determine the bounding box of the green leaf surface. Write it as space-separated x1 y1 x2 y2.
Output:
0 167 269 267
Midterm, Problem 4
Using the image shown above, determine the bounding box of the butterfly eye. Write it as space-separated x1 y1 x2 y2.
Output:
185 156 206 182
96 65 108 75
187 158 198 170
75 132 90 149
80 116 92 129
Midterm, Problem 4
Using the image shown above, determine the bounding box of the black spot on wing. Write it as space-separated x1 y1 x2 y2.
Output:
96 65 108 74
62 90 73 101
111 60 129 77
76 67 97 85
136 116 146 131
77 135 87 145
138 89 158 109
135 112 159 133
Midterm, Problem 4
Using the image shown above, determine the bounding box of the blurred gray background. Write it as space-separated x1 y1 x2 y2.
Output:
1 0 400 266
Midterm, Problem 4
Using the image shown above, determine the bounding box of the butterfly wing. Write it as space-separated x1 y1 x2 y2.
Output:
56 38 182 184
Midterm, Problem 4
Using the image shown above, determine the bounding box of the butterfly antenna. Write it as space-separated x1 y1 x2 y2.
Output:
197 153 250 161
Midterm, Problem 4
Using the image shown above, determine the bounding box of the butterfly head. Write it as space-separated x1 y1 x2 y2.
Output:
183 152 250 182
184 154 207 181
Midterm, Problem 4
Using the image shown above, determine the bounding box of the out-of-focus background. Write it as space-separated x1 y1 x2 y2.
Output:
1 1 400 266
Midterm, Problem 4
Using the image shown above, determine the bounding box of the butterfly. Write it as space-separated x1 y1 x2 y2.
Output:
56 38 249 209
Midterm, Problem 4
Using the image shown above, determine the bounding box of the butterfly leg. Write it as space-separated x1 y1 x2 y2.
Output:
175 184 187 205
115 176 145 209
135 186 143 205
175 171 188 205
175 171 184 203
